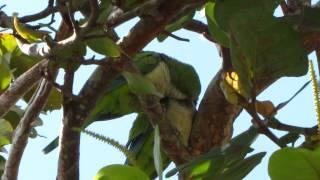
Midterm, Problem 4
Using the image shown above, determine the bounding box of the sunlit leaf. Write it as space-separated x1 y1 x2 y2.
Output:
94 164 149 180
13 14 48 43
0 119 13 147
269 147 320 180
0 54 12 93
0 33 18 54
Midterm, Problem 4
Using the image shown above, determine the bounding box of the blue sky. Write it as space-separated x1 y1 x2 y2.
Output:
1 1 318 180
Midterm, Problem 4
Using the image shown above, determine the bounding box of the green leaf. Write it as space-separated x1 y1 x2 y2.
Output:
269 147 320 180
278 132 300 146
3 108 21 129
0 54 12 94
97 0 113 24
23 85 62 112
218 152 266 180
166 127 258 178
43 87 62 111
205 2 229 47
0 33 18 55
157 11 195 42
230 15 308 79
153 125 162 180
216 0 308 97
0 119 13 147
10 53 40 78
122 71 163 97
94 164 150 180
214 0 280 31
86 37 121 57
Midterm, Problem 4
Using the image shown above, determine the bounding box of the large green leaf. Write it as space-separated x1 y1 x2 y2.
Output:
94 164 149 180
214 0 307 98
214 0 280 31
269 147 320 180
230 14 308 78
205 2 229 47
0 119 13 147
86 37 121 57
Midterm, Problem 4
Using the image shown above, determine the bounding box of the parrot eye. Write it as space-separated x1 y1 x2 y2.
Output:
160 96 169 105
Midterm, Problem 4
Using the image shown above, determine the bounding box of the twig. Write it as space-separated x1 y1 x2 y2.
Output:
280 1 289 15
81 0 99 29
20 5 61 23
0 5 6 10
184 19 215 43
106 0 164 28
1 79 53 180
267 117 318 136
164 31 190 42
0 60 48 118
246 101 285 148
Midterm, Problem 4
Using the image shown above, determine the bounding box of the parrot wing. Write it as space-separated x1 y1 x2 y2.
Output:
42 76 139 154
125 113 171 178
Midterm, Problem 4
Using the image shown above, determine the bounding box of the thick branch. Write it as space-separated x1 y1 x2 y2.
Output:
0 60 48 118
184 19 214 43
190 71 241 155
1 80 52 180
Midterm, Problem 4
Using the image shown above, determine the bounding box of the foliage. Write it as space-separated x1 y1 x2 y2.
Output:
0 0 320 179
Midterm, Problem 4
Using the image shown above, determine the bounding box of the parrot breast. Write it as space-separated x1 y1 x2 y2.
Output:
165 99 194 146
144 61 187 99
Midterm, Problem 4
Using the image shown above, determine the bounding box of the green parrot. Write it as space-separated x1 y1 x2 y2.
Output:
42 52 201 177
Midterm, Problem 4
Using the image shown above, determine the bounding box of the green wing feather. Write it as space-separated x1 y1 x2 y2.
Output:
125 113 171 178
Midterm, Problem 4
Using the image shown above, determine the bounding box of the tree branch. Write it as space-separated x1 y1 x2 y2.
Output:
0 60 48 118
267 118 318 136
1 79 53 180
184 19 214 43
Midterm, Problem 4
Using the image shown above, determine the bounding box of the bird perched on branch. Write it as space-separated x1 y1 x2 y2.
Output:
42 51 201 177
